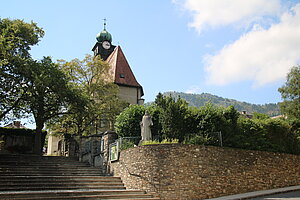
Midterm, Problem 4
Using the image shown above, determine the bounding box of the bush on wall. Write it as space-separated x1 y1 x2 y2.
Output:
115 93 300 154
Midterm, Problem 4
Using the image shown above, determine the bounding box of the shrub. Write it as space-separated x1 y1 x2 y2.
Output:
114 105 145 137
119 139 136 151
183 134 212 145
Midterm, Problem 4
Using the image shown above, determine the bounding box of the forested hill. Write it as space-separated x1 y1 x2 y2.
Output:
163 92 280 116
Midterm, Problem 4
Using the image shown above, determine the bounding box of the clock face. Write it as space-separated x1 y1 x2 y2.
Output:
102 41 111 49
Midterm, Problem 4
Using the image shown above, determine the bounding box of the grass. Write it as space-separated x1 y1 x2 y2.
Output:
141 138 179 146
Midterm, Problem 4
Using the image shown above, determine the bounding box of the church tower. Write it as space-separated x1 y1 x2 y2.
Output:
92 20 116 60
92 21 144 105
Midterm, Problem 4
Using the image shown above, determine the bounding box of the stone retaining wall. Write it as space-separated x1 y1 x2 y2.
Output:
109 144 300 200
0 128 46 154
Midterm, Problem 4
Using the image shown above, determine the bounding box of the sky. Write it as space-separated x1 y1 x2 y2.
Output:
1 0 300 108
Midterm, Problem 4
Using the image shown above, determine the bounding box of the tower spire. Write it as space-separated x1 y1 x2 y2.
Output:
103 18 107 30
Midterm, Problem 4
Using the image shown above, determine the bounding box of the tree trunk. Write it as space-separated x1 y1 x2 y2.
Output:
34 119 44 155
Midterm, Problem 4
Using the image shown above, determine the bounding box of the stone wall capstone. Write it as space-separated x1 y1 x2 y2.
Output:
109 144 300 200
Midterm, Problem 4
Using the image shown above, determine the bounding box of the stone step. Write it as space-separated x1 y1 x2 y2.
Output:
4 196 160 200
0 176 118 180
0 160 89 166
0 155 159 200
0 182 124 186
0 155 84 162
0 176 120 182
0 165 95 169
0 161 90 167
0 154 76 159
0 174 108 177
0 195 160 200
0 180 124 186
0 185 126 191
0 170 103 174
0 173 104 177
0 166 101 173
0 189 156 199
0 157 80 163
0 159 80 163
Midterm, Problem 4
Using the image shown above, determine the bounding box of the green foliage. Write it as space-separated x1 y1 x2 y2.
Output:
140 140 160 145
119 139 135 151
196 103 224 134
225 117 300 154
0 18 44 59
115 92 300 154
252 112 270 120
0 18 85 143
155 93 189 141
183 134 212 145
21 57 83 139
141 138 179 146
192 104 239 146
115 105 145 137
278 65 300 119
47 55 127 136
146 105 162 140
230 117 271 150
288 118 300 136
0 18 44 120
264 119 300 154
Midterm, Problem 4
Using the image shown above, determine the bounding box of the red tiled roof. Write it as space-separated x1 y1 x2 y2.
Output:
106 46 143 90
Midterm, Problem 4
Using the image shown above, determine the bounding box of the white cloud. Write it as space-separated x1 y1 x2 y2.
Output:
183 0 281 33
204 4 300 86
185 85 202 94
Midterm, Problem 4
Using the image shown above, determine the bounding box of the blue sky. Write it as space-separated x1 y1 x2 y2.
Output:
1 0 300 106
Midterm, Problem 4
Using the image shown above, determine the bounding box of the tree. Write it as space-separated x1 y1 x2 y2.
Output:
196 103 223 135
155 93 189 141
234 117 270 150
47 55 127 136
252 112 270 120
23 57 83 153
115 105 145 137
0 18 44 120
278 65 300 119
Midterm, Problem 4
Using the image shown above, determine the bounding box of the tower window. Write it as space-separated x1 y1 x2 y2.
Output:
120 74 125 78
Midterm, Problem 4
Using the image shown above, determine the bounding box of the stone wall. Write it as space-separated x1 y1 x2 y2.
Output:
109 144 300 200
0 128 46 154
79 131 118 173
80 134 103 166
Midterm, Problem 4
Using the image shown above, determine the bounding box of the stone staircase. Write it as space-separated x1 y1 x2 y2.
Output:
0 154 159 200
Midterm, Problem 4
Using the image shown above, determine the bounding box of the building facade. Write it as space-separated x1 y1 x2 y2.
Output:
92 22 144 105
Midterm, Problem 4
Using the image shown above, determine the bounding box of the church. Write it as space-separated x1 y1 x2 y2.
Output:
92 22 144 105
47 22 144 156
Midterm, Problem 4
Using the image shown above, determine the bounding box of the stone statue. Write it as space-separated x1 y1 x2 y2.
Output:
140 111 153 141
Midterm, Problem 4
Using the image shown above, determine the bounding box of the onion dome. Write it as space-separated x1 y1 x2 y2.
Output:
96 20 112 43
